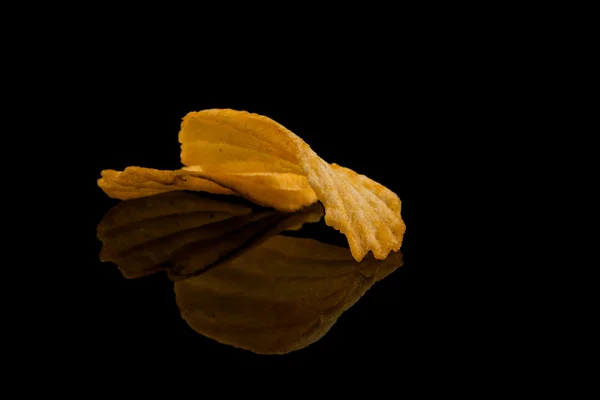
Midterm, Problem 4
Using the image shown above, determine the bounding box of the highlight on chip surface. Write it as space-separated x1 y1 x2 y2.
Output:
98 108 406 261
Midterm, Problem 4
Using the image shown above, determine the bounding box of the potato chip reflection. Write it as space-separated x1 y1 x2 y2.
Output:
97 192 403 354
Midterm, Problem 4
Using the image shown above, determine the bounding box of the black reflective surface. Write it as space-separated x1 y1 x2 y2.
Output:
97 191 403 354
78 98 417 365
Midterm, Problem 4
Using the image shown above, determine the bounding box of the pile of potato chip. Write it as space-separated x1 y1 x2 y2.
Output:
98 109 406 261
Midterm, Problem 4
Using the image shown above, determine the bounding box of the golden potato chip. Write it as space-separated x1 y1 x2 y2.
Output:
98 109 405 261
182 165 317 212
98 170 171 200
179 109 405 261
98 166 236 200
178 110 319 211
175 235 404 354
181 141 302 174
301 162 406 262
179 109 300 165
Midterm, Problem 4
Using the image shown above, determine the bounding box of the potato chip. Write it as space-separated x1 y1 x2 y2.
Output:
98 109 406 261
175 235 404 354
98 166 236 200
179 109 300 165
301 162 406 262
179 109 405 261
182 165 317 212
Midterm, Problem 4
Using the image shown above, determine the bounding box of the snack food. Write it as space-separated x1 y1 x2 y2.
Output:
98 166 235 200
98 109 406 261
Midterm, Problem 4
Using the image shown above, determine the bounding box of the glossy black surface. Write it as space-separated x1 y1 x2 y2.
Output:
79 95 417 365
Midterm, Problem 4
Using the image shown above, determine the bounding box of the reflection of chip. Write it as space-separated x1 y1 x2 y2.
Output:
98 109 406 261
97 191 323 279
175 235 404 354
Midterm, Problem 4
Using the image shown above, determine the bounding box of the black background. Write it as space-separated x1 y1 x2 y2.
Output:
72 76 422 366
22 7 539 378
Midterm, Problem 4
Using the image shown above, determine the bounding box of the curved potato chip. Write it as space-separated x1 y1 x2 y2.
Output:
182 165 317 212
179 109 299 165
179 109 405 261
302 162 406 262
98 166 236 200
98 109 406 261
182 141 302 174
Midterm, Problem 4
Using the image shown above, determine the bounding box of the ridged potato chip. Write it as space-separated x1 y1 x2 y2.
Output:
179 109 405 261
98 166 236 200
98 109 406 261
182 165 317 212
97 191 323 279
